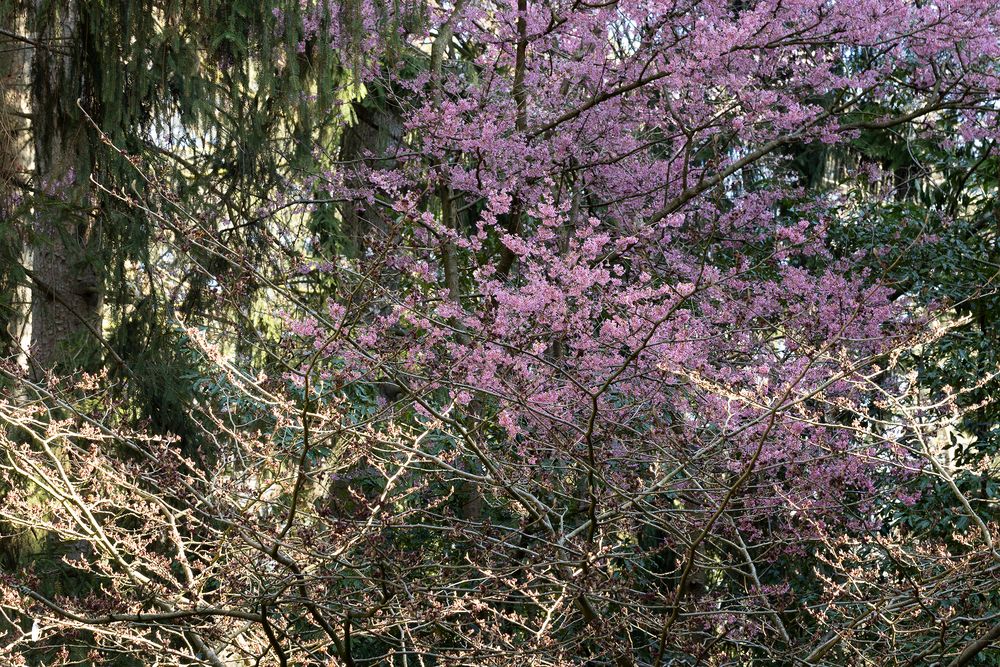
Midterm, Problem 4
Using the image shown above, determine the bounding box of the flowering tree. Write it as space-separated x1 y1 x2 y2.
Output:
2 0 1000 665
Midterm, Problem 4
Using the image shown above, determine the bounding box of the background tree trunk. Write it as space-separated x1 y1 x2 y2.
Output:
0 2 32 366
28 0 100 375
338 91 402 256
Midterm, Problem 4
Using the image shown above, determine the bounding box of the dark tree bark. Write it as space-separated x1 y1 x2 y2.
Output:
338 91 402 257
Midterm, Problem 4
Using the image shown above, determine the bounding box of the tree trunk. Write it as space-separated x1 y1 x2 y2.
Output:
0 3 32 366
338 92 402 257
28 0 101 376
